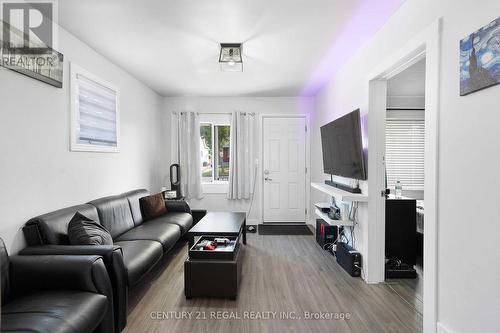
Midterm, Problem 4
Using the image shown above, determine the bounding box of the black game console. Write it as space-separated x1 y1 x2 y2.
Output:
316 219 338 248
336 242 362 277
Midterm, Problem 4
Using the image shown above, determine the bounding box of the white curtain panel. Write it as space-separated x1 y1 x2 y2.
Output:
228 111 255 200
178 112 203 200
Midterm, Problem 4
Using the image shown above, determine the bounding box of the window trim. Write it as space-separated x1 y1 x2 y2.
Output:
202 182 229 194
200 121 230 185
70 62 120 153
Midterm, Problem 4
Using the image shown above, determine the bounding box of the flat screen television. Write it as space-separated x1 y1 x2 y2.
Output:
320 109 367 180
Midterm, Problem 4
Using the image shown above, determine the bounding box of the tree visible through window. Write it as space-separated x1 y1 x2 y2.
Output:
200 123 230 182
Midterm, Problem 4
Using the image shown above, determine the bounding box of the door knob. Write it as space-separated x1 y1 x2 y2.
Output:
265 177 273 181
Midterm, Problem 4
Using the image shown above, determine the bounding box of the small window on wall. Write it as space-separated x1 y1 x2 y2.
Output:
70 63 120 152
200 123 230 183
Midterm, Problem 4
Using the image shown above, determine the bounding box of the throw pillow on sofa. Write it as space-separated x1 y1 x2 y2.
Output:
140 192 167 221
68 212 113 245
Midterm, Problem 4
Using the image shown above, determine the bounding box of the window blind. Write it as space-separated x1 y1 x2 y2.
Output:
386 118 424 191
76 74 117 147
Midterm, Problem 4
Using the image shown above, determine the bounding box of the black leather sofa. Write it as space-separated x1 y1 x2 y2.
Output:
0 238 114 333
21 189 193 332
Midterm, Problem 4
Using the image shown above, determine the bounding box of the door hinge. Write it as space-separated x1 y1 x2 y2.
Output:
305 208 307 215
305 167 307 174
305 125 307 132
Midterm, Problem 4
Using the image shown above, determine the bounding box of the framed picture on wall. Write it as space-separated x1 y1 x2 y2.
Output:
0 1 64 88
1 43 64 88
460 17 500 96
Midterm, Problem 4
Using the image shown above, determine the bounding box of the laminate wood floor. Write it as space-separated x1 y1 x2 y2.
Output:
125 233 422 333
385 265 424 316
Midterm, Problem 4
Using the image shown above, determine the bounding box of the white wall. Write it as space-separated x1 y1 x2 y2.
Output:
0 28 168 253
387 58 426 109
163 96 314 223
311 0 500 332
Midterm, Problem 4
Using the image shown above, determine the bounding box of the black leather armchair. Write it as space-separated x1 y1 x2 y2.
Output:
1 239 114 333
22 205 128 333
19 244 128 331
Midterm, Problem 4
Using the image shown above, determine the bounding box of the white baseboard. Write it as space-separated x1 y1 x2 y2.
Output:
437 322 453 333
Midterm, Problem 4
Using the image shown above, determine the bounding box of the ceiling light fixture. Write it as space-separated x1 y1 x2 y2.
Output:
219 43 242 72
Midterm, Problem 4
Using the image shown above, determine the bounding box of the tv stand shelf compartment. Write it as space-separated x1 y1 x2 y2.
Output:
311 182 368 202
314 208 354 227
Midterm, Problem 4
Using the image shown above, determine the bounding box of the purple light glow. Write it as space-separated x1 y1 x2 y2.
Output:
298 96 315 115
300 0 404 96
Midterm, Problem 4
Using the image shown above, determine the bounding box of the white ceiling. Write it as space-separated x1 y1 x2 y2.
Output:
58 0 403 97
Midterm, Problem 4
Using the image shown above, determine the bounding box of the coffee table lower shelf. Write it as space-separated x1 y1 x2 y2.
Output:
184 244 243 300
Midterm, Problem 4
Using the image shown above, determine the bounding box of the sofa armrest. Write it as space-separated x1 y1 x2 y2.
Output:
10 254 109 295
10 255 115 333
191 209 207 225
19 245 127 332
165 200 191 214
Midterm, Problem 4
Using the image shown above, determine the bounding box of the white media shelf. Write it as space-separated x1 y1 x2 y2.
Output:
311 182 368 202
314 208 354 227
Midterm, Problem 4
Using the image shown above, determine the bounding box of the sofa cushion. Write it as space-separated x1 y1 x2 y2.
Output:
114 240 163 286
140 193 167 221
25 204 100 245
124 189 149 226
114 222 181 252
148 212 193 235
1 290 106 333
68 212 113 246
88 195 135 239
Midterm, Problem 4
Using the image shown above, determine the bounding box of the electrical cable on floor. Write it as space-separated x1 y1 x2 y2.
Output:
323 243 337 258
354 264 365 280
323 232 340 253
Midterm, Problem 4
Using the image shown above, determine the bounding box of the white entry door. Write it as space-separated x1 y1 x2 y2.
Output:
263 117 306 222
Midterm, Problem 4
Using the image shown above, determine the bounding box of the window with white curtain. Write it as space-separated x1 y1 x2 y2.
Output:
386 115 424 191
70 63 120 152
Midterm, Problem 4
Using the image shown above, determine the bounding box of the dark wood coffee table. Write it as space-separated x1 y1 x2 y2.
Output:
185 212 246 299
187 212 246 247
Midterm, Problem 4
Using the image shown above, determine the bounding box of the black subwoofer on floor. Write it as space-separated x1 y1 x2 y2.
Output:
336 242 362 277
